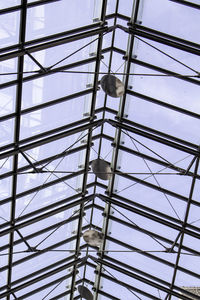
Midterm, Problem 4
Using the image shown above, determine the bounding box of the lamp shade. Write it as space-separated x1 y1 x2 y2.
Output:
83 229 103 247
100 74 124 97
91 159 111 180
78 285 93 300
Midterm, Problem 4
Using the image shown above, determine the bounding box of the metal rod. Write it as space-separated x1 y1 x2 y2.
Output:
169 0 200 10
93 256 200 300
0 195 94 237
6 2 27 298
0 119 104 160
167 157 200 300
129 24 200 56
0 27 108 63
98 194 200 240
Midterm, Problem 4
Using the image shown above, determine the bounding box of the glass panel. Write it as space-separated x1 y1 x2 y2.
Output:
134 38 200 75
118 0 134 16
0 270 7 288
187 203 200 226
0 202 10 224
0 86 16 117
13 260 72 299
24 37 98 69
26 0 97 41
125 93 200 144
0 156 13 174
20 96 87 140
106 240 175 283
114 19 129 51
179 253 200 278
106 0 117 14
16 176 79 217
175 269 200 292
0 118 14 147
21 65 93 109
128 64 200 113
1 1 199 299
0 0 20 9
142 0 200 44
101 265 165 299
187 0 200 3
0 11 20 48
0 57 18 85
0 176 12 201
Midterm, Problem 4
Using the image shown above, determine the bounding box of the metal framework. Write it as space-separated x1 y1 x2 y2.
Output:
0 0 200 299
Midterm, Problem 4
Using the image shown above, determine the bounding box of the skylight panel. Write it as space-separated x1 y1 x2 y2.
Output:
141 0 200 44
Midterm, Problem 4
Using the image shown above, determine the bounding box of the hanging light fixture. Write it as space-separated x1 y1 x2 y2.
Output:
91 159 111 180
78 285 93 300
100 74 124 98
83 229 103 247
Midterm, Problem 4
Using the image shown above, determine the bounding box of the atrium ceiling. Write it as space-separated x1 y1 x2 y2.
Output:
0 0 200 299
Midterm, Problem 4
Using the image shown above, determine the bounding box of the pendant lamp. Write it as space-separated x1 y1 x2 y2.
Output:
83 229 103 247
78 285 93 300
91 159 111 180
100 74 124 98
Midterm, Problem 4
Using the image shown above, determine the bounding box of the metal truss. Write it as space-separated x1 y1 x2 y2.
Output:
0 0 200 299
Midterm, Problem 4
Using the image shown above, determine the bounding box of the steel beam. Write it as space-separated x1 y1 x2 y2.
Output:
95 289 121 300
1 1 200 298
98 194 200 239
6 1 27 298
0 144 88 181
0 236 77 274
117 144 200 180
0 259 80 299
109 119 200 154
0 223 90 275
0 113 95 154
128 57 200 86
0 195 94 237
169 0 200 10
113 170 200 207
0 254 74 292
110 192 200 234
105 235 200 280
0 215 79 253
0 89 93 123
0 169 85 206
0 56 99 90
127 90 200 121
129 24 200 56
102 255 199 299
0 27 108 62
70 1 108 298
100 272 160 300
0 21 103 55
167 157 200 300
0 119 104 160
108 215 200 256
93 256 200 300
93 1 142 299
0 0 61 15
17 273 76 300
0 191 87 230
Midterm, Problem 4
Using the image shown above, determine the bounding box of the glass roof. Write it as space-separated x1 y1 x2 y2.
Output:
0 0 200 299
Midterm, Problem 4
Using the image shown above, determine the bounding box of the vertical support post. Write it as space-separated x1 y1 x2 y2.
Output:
6 1 27 299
